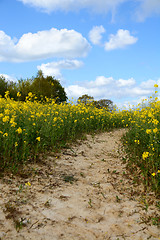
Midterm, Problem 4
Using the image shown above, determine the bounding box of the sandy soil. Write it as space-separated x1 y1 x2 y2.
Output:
0 129 160 240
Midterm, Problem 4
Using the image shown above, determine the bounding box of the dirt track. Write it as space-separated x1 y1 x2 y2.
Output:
0 129 160 240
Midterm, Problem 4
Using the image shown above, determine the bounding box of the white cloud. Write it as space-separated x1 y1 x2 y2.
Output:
18 0 160 21
37 59 83 79
140 79 157 89
122 87 151 98
66 85 88 99
89 26 106 45
117 78 136 87
65 76 159 105
18 0 128 13
140 79 160 90
136 0 160 21
0 31 16 61
87 76 113 88
105 29 138 50
0 28 90 62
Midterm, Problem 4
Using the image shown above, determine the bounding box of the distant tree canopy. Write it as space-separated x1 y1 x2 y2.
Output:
0 71 67 103
17 78 32 101
0 76 17 99
0 76 8 97
77 94 114 111
77 94 94 105
94 99 114 111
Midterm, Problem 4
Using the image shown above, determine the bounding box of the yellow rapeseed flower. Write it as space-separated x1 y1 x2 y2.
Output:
152 119 159 125
28 92 33 97
17 92 21 97
146 129 152 134
53 117 57 122
154 84 158 88
2 116 9 122
148 112 153 118
36 137 40 141
10 118 15 124
4 91 10 98
3 133 8 137
11 122 17 127
153 128 158 134
142 151 149 160
16 127 22 134
152 173 156 176
25 182 31 186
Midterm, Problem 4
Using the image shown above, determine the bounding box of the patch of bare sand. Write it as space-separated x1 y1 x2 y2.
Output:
0 129 160 240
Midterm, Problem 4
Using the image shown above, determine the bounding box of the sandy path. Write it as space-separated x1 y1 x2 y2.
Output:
0 129 159 240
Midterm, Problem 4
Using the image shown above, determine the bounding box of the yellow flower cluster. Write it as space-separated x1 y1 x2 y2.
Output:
25 181 31 186
134 139 140 144
152 170 160 177
17 92 21 97
36 137 40 141
142 151 149 160
146 129 152 134
16 127 23 134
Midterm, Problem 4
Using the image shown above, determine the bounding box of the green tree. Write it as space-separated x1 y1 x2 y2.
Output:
0 76 18 99
0 76 8 97
0 71 67 103
17 78 32 101
31 70 67 103
77 94 94 105
77 94 115 111
7 81 18 100
94 99 114 111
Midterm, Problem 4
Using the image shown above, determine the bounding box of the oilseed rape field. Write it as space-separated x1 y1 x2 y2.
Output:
0 86 160 195
122 85 160 195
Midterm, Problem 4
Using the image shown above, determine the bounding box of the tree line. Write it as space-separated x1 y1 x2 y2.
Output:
0 71 114 110
77 94 115 111
0 70 67 103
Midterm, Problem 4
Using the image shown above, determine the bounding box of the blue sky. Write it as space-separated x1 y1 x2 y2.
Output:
0 0 160 107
